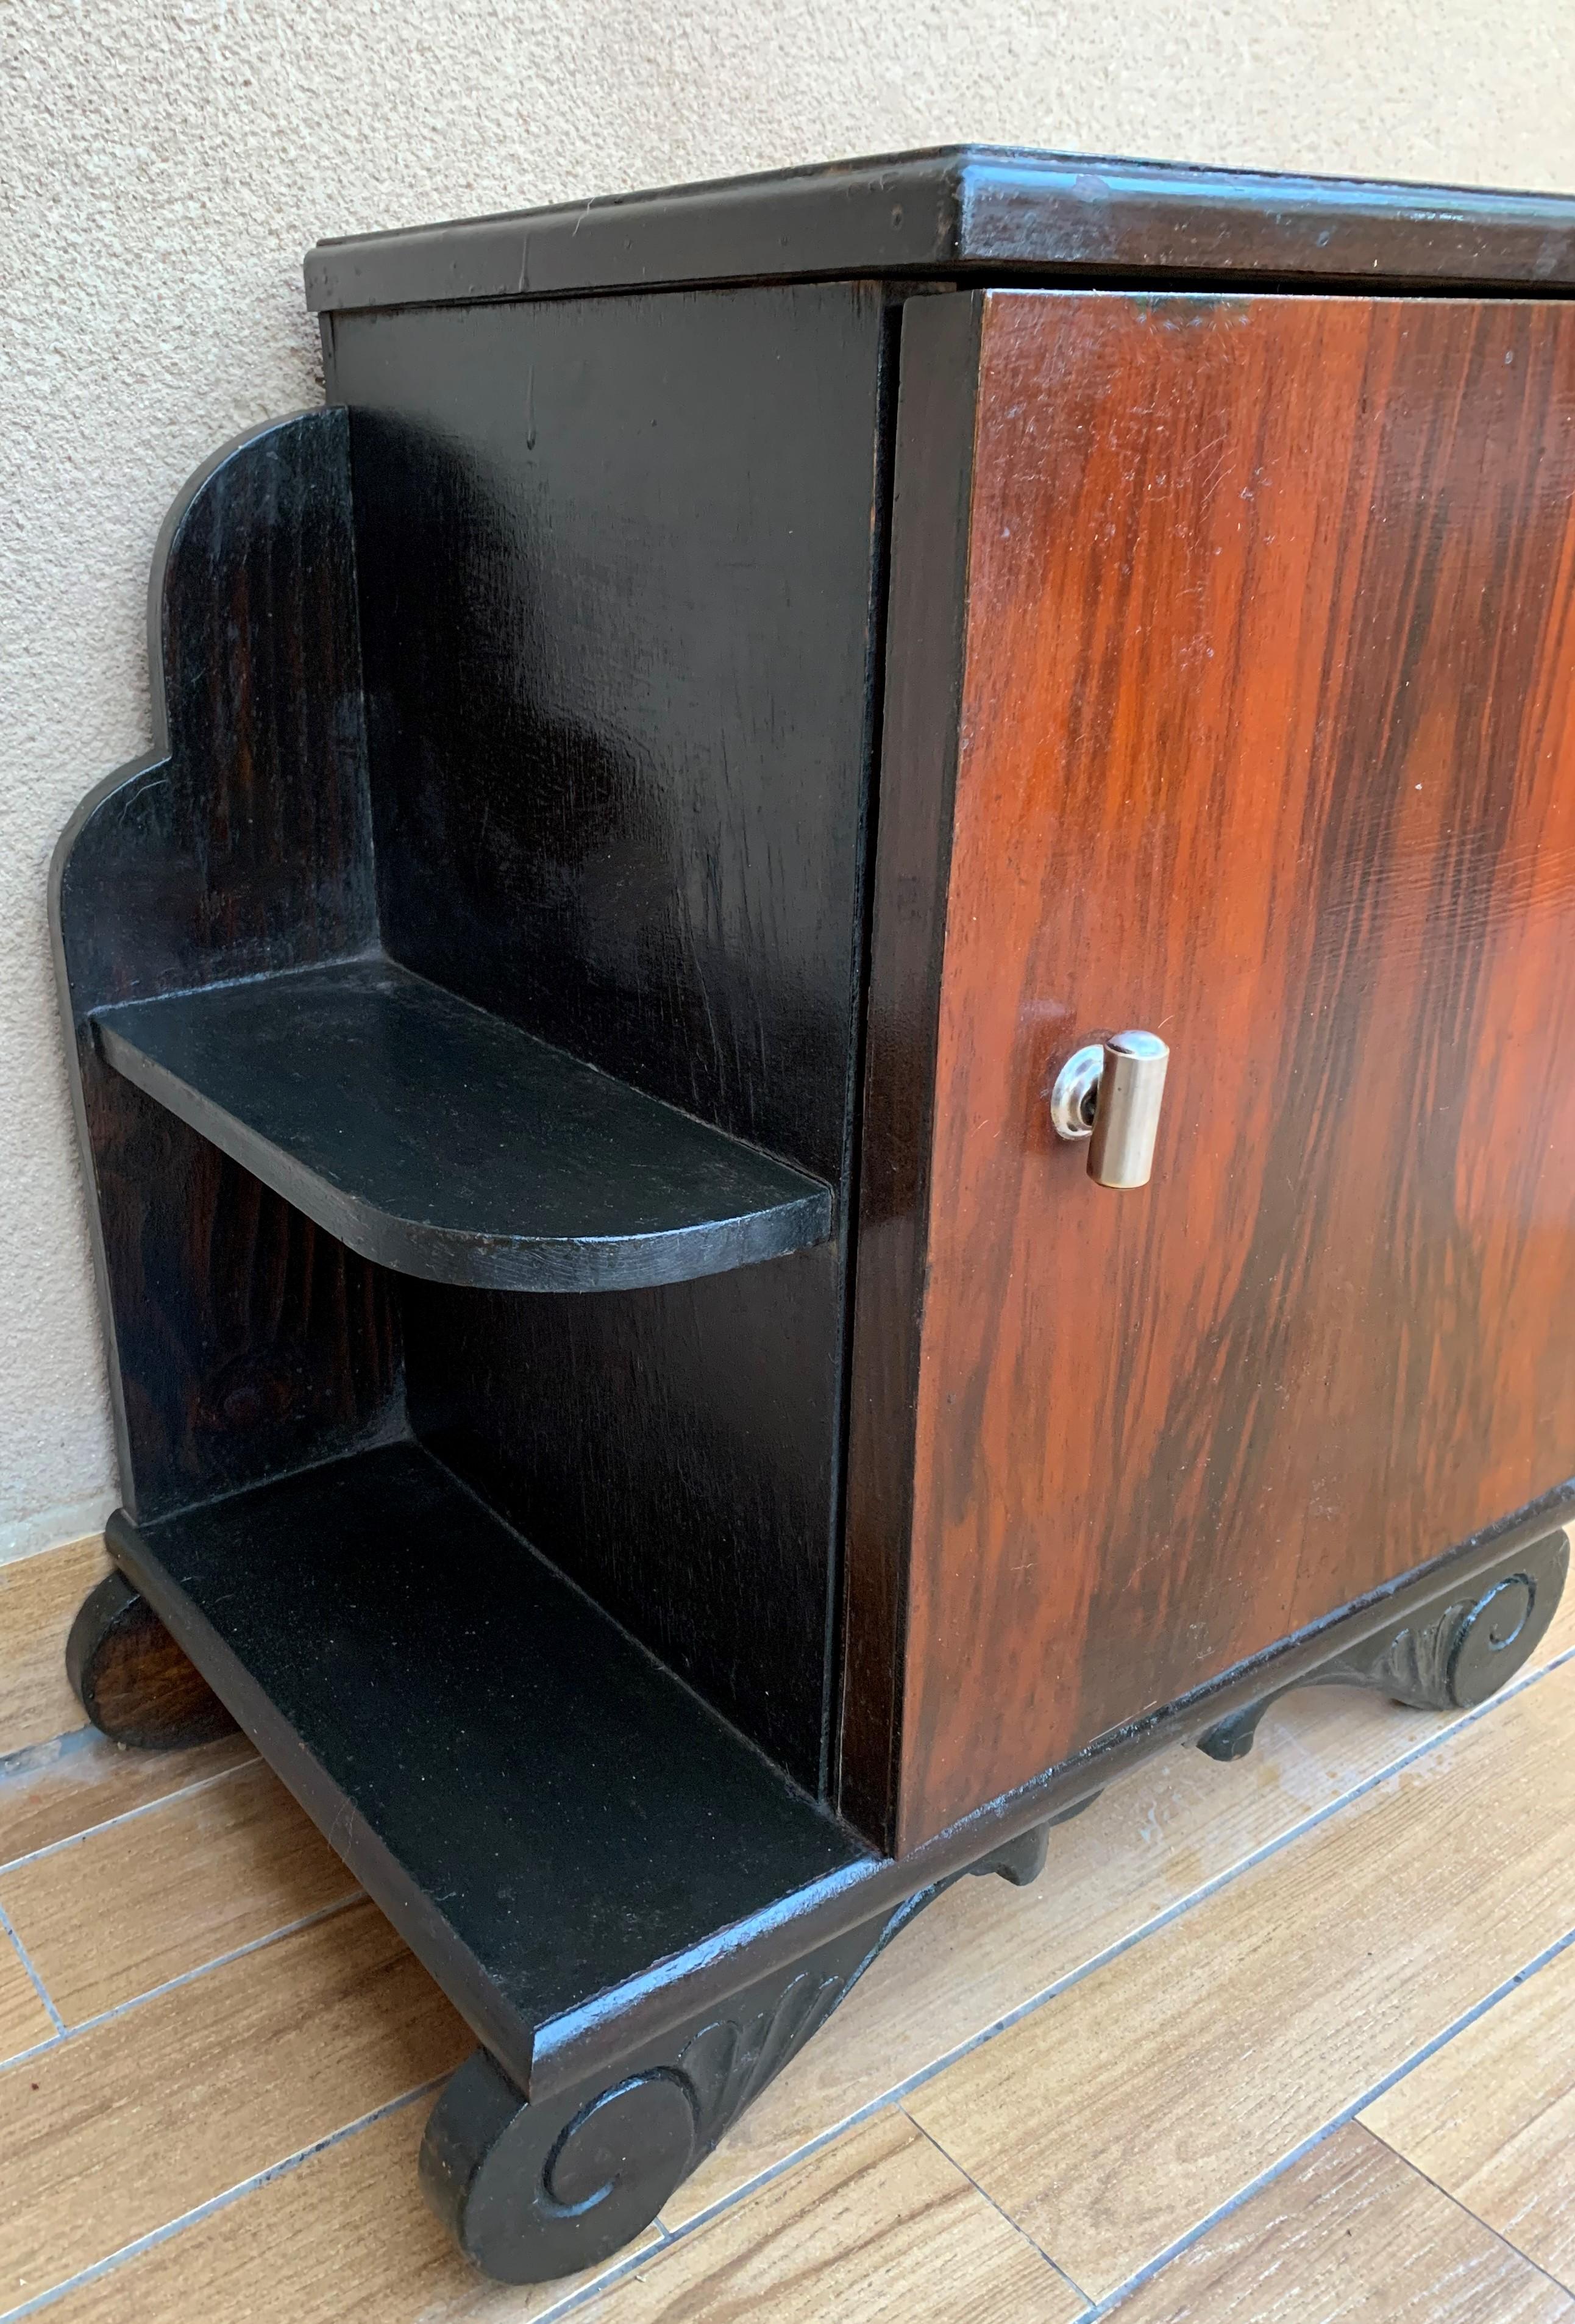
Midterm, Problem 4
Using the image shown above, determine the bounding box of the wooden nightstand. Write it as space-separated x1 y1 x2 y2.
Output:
53 146 1575 2282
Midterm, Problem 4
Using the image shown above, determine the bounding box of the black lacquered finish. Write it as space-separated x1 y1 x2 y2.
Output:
108 1441 866 2086
328 281 894 1790
51 141 1575 2291
96 957 833 1292
305 145 1575 313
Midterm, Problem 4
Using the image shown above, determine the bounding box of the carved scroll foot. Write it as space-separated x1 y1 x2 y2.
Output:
65 1569 236 1750
421 1820 1052 2283
1198 1530 1569 1763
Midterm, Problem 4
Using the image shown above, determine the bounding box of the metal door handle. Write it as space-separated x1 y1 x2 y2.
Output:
1050 1032 1170 1189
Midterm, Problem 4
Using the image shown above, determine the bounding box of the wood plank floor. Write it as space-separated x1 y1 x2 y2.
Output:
0 1540 108 1760
1361 1940 1575 2292
0 1533 1572 2319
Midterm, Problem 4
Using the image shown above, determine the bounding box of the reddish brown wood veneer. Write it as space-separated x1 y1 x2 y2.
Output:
844 288 1575 1852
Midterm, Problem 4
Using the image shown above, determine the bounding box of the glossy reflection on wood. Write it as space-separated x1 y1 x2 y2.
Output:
847 288 1575 1850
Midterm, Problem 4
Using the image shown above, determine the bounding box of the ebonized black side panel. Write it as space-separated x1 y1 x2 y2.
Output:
50 412 404 1519
329 286 894 1791
333 285 881 1181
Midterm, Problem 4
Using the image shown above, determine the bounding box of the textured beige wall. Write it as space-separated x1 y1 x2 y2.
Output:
2 0 1574 1553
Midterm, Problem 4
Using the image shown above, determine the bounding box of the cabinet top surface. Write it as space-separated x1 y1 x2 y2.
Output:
305 143 1575 315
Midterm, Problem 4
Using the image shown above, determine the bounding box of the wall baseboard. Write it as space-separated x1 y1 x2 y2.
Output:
0 1494 118 1572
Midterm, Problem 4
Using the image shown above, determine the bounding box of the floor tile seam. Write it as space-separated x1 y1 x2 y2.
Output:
1063 1917 1575 2317
897 2098 1097 2314
0 2079 447 2322
1357 2118 1575 2301
0 1901 65 2039
611 1653 1575 2290
541 2100 940 2324
19 1893 363 2045
885 1639 1575 2114
6 1623 1571 2317
0 1761 257 1880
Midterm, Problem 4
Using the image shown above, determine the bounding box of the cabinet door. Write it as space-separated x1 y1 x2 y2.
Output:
844 287 1575 1853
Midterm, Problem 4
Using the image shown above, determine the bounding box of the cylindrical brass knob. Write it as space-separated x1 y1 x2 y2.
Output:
1050 1031 1170 1189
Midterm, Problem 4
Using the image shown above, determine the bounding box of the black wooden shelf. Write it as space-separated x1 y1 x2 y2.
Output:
93 957 833 1292
108 1441 866 2086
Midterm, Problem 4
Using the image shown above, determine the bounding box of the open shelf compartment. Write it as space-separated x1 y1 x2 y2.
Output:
94 956 834 1293
108 1441 866 2086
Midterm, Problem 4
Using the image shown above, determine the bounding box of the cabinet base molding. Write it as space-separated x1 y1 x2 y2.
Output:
58 1494 1571 2280
421 1825 1050 2284
1196 1531 1570 1764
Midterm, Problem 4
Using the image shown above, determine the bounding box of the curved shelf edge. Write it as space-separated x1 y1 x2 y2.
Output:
93 956 835 1293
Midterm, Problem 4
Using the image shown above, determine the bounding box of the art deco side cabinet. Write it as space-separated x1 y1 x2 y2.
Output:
52 148 1575 2282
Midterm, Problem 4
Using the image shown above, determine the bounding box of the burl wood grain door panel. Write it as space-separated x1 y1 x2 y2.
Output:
844 288 1575 1852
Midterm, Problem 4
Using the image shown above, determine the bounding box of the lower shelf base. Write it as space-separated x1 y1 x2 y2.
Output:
64 1477 1571 2284
420 1822 1054 2283
97 1442 867 2094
